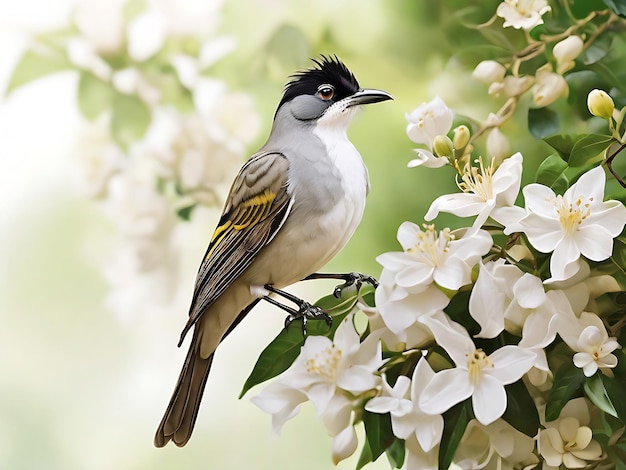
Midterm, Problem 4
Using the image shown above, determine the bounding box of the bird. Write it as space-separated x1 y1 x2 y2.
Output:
154 55 392 448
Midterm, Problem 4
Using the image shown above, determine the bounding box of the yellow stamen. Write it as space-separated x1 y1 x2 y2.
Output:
305 344 342 381
406 224 455 267
467 349 493 384
456 157 496 201
553 195 592 236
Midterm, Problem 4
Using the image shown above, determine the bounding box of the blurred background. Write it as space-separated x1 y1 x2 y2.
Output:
0 0 547 468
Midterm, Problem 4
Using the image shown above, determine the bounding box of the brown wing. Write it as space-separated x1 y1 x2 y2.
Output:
177 152 292 345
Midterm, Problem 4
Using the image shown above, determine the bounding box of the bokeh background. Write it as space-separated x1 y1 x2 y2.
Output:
0 0 546 468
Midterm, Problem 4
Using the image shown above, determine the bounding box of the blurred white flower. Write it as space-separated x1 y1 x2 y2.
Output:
419 315 536 425
73 0 125 54
553 35 583 74
127 7 167 61
376 222 492 292
496 0 551 30
405 435 439 470
533 65 568 107
406 97 454 168
425 152 523 230
366 359 443 452
504 166 626 281
74 117 125 198
66 38 112 80
539 398 603 469
558 312 620 376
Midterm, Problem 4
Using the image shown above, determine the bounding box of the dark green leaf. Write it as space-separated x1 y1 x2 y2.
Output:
110 93 151 150
584 373 619 419
362 411 394 463
439 401 472 470
385 438 405 469
528 107 560 139
6 49 71 95
535 154 569 194
445 290 479 337
611 237 626 272
502 380 540 436
569 134 614 167
603 374 626 423
176 205 195 221
603 0 626 16
239 290 361 397
543 134 584 161
572 0 611 17
545 364 585 421
77 71 114 120
582 33 613 65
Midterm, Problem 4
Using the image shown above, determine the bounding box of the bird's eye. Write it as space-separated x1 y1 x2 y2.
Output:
317 85 335 101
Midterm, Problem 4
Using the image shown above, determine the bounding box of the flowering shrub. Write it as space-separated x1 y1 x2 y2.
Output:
246 1 626 468
6 0 260 318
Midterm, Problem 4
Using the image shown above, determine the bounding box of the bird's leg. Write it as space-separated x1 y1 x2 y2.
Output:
303 272 379 298
263 285 332 334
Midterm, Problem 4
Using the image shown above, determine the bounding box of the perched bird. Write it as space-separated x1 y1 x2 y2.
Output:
154 55 392 447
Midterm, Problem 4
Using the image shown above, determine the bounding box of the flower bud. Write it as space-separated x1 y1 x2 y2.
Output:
453 125 470 150
472 60 506 84
502 75 534 97
486 127 510 165
587 89 615 119
433 134 454 158
553 35 583 74
532 66 568 107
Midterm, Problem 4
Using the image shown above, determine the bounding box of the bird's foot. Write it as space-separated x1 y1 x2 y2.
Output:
284 302 332 335
263 285 332 335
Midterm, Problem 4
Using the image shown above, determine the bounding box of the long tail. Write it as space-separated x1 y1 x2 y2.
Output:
154 330 212 448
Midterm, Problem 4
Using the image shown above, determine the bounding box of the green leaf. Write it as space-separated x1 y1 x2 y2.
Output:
362 411 394 463
502 380 540 436
528 107 560 139
569 134 614 167
239 290 361 397
611 237 626 272
110 93 151 150
385 438 405 469
545 364 585 421
584 373 619 419
5 49 71 95
535 154 569 194
77 71 114 120
603 0 626 17
439 401 472 470
176 205 195 221
543 134 584 161
582 33 613 65
602 374 626 423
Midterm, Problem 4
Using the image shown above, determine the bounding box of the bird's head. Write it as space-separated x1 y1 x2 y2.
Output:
276 55 392 125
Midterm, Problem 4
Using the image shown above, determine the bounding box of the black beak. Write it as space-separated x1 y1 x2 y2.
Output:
345 88 393 107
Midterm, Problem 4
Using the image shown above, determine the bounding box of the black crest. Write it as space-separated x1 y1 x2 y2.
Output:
277 55 360 110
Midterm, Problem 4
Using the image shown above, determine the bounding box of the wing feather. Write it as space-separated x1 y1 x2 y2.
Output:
178 152 291 345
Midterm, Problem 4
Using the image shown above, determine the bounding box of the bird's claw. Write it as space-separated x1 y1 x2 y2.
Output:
284 302 332 335
333 272 379 298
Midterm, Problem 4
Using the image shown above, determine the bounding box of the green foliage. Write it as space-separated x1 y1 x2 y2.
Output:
545 364 585 421
502 379 540 436
439 401 472 470
528 107 560 139
358 411 395 468
535 153 569 194
110 93 151 150
6 49 71 95
78 72 114 120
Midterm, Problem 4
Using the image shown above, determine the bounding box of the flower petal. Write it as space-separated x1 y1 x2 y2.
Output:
419 368 473 415
472 375 507 424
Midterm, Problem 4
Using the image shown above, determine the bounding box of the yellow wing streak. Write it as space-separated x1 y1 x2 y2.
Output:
204 190 276 261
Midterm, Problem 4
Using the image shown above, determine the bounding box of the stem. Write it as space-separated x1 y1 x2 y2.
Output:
603 142 626 188
469 97 518 144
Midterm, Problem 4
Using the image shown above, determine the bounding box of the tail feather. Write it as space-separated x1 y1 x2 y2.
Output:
154 331 213 448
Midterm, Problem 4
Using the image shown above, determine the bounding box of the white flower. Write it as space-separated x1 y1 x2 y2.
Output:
558 312 620 376
553 36 584 74
419 315 536 425
454 419 538 469
406 97 454 168
532 65 568 107
73 0 125 54
366 359 443 452
375 281 447 343
502 75 535 97
376 223 492 292
425 152 523 230
539 398 603 469
504 166 626 281
496 0 551 30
